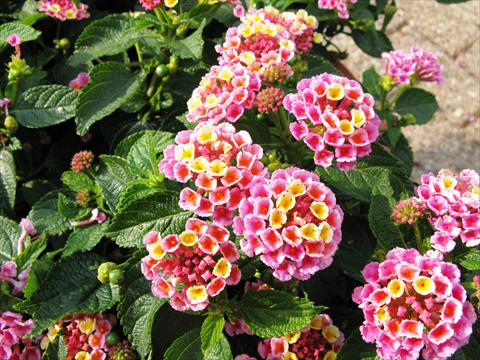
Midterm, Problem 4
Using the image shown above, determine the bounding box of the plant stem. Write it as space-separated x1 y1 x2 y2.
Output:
387 84 410 110
134 42 143 64
413 221 423 252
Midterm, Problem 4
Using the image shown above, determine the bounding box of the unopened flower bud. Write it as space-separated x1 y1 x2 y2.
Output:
97 262 118 284
4 115 18 134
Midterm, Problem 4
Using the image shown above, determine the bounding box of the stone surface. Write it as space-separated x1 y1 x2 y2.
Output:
334 0 480 179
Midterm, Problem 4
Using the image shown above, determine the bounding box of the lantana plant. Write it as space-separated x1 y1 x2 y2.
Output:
0 0 478 359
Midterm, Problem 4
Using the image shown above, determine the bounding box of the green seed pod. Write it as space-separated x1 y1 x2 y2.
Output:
58 38 70 49
106 331 121 346
4 115 18 134
97 262 118 284
155 64 169 78
108 269 125 285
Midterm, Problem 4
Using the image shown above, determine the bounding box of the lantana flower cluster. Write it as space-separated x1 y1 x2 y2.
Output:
41 313 115 360
318 0 358 20
353 248 477 360
233 167 344 281
159 123 267 225
382 47 444 85
392 197 427 225
38 0 90 21
0 261 29 295
284 73 381 171
415 169 479 252
0 311 40 360
258 314 344 360
186 64 261 124
141 219 241 312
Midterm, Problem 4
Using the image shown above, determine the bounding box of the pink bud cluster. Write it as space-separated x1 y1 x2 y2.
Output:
38 0 90 21
139 0 162 10
392 197 427 225
415 169 479 252
141 219 241 312
258 314 344 360
159 123 267 225
0 312 40 360
41 313 115 360
186 64 261 124
318 0 358 19
69 72 90 91
382 47 444 85
70 150 94 173
0 261 29 295
233 167 343 281
284 73 381 171
256 87 285 113
353 248 477 360
261 64 293 85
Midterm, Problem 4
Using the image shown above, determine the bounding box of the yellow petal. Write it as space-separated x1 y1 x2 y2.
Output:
310 201 329 221
179 230 198 247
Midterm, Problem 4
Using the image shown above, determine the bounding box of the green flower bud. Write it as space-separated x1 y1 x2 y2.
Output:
108 269 124 285
384 4 397 17
8 56 32 81
97 262 118 284
4 115 18 134
155 64 169 78
106 331 121 346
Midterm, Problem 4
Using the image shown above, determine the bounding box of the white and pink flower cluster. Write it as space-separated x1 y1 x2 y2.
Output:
318 0 357 19
353 248 477 360
382 47 444 85
37 0 90 21
415 169 479 252
0 311 40 360
0 261 29 296
233 167 343 281
258 314 344 360
284 73 381 171
159 123 267 225
141 219 241 311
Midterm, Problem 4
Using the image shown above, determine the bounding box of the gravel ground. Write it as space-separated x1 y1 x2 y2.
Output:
334 0 480 180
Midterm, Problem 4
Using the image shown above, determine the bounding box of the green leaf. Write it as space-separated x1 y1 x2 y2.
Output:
316 166 392 202
0 292 21 312
15 234 47 271
352 29 393 57
42 334 67 360
95 155 134 210
61 171 95 192
390 133 414 177
12 85 79 128
362 66 385 100
117 180 163 211
126 130 174 177
23 256 54 299
337 330 377 360
57 193 88 220
394 88 439 125
21 180 56 206
115 131 148 158
70 14 152 65
201 314 225 354
0 150 16 216
15 252 120 334
75 62 147 135
29 190 70 235
457 249 480 271
0 215 21 262
164 328 203 360
334 216 375 281
204 334 232 360
166 19 206 60
117 260 166 359
451 335 480 360
62 223 106 258
0 22 40 45
235 290 318 338
107 193 190 248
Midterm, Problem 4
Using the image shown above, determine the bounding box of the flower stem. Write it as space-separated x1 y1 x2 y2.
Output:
413 221 423 253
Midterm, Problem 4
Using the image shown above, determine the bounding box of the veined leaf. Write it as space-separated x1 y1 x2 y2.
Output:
12 85 79 128
62 223 106 258
457 249 480 271
164 328 203 360
201 314 225 354
166 19 206 60
15 234 47 271
28 190 70 235
75 62 147 135
395 88 439 125
0 215 21 262
0 22 40 46
42 334 67 360
0 150 16 216
61 171 95 192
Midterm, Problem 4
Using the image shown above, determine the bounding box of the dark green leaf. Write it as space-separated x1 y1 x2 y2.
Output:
61 171 95 192
0 22 40 45
164 328 203 360
0 150 16 216
116 180 163 211
42 334 67 360
12 85 79 128
201 314 225 354
394 88 439 125
204 334 232 360
0 292 21 312
0 215 21 262
167 19 206 60
362 66 385 100
75 62 147 135
457 249 480 271
15 234 47 271
235 290 318 338
352 29 393 57
62 223 106 258
451 335 480 360
107 193 190 248
21 180 56 207
29 190 70 235
337 330 377 360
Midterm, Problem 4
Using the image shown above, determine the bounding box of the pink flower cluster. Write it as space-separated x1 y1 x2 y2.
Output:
69 72 90 91
216 6 318 73
233 167 343 281
71 150 94 173
139 0 162 10
41 313 115 360
353 248 477 360
415 169 479 252
186 64 261 124
284 73 381 171
256 87 285 113
141 219 241 312
392 197 427 225
159 123 266 225
382 47 444 85
0 261 29 295
38 0 90 21
258 314 344 360
0 312 40 360
318 0 358 19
